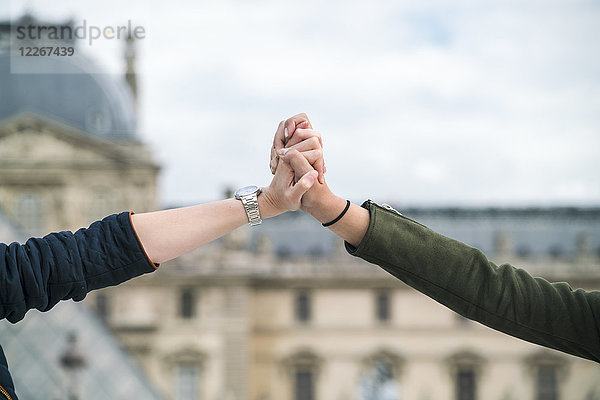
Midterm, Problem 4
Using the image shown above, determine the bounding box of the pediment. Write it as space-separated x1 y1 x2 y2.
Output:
0 113 140 166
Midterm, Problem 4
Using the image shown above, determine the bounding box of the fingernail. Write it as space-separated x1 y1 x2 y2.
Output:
278 148 289 156
284 127 288 140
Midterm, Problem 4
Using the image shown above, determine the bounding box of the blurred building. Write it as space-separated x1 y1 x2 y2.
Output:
2 13 600 400
0 14 162 400
0 15 159 238
87 209 600 400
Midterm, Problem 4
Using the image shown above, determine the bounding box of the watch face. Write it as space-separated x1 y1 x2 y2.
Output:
235 185 259 197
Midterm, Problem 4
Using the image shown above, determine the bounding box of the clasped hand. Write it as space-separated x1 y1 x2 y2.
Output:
260 113 332 218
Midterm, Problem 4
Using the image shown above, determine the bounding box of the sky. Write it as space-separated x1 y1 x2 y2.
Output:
4 0 600 207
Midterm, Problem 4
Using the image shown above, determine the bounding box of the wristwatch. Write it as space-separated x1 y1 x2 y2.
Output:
235 185 262 226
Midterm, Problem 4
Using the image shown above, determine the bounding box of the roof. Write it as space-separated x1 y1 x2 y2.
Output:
0 54 137 140
249 206 600 261
0 20 137 141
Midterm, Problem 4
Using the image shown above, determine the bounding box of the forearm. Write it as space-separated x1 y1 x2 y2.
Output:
131 196 279 264
0 212 155 323
302 183 370 247
348 201 600 362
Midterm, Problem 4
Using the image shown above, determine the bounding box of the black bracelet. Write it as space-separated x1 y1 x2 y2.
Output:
322 200 351 227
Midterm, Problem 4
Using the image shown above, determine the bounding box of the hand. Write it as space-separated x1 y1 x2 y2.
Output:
281 149 345 223
260 157 318 218
277 132 323 184
270 113 325 183
261 126 324 217
282 149 369 247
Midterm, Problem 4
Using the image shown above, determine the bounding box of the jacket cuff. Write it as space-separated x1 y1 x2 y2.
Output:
344 200 376 256
344 200 423 259
128 212 160 270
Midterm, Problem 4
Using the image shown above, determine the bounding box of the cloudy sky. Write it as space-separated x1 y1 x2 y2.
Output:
5 0 600 207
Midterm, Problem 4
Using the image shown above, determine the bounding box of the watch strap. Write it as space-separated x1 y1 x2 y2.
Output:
240 193 262 226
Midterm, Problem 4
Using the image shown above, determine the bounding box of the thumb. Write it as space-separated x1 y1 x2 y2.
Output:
290 169 318 204
282 148 314 177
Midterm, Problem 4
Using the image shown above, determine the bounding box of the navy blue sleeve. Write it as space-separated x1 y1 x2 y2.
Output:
0 211 157 323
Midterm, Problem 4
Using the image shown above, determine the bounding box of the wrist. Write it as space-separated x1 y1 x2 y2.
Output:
258 188 283 219
302 185 346 224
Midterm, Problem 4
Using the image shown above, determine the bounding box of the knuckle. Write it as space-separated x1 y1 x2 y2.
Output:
288 149 301 158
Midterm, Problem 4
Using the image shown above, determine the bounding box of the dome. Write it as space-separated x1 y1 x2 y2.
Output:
0 53 137 140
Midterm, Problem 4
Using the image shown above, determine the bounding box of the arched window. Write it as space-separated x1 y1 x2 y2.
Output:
526 352 567 400
447 351 485 400
16 190 44 235
174 363 200 400
456 366 476 400
359 352 402 400
165 350 205 400
283 351 321 400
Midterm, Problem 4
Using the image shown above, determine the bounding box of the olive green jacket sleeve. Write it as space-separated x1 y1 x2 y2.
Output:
345 201 600 363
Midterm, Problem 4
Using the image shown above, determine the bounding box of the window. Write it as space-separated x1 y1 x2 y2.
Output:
284 352 320 400
359 358 400 400
180 288 195 319
277 246 292 259
447 352 483 400
536 365 558 400
516 244 531 259
174 364 199 400
528 352 565 400
456 367 476 400
16 191 44 235
375 292 390 323
548 244 564 259
295 369 314 400
295 291 311 323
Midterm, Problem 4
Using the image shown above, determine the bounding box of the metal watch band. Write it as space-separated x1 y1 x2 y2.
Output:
240 194 262 226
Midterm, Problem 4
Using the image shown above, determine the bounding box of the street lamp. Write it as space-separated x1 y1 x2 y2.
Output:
60 332 87 400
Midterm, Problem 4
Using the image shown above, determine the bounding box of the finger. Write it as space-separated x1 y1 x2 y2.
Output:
283 149 315 179
284 113 312 144
282 131 325 183
289 169 318 207
273 120 286 153
270 145 278 175
279 144 324 184
283 136 321 153
271 120 286 174
284 128 323 149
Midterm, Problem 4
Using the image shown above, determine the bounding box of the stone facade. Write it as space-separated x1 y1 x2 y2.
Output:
88 236 600 400
0 114 158 236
